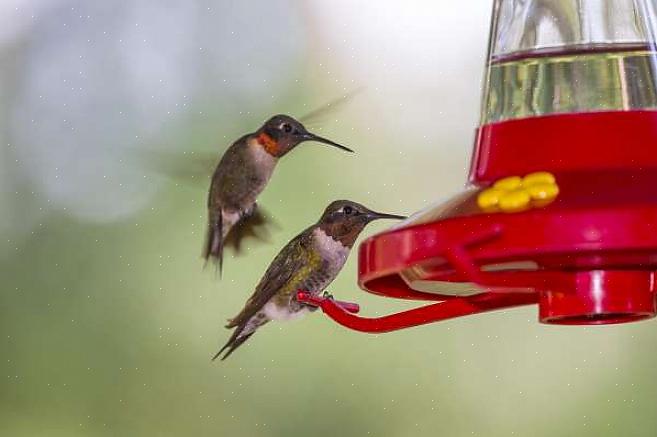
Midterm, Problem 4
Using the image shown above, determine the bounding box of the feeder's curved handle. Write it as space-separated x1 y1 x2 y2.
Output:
297 290 537 333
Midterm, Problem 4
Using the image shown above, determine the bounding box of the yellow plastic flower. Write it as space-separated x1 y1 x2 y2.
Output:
477 171 559 213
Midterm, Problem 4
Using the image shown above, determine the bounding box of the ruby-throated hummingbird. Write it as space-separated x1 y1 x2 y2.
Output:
213 200 405 361
204 115 353 273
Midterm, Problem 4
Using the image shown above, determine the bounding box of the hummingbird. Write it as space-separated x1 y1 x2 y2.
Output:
204 115 354 273
213 200 405 361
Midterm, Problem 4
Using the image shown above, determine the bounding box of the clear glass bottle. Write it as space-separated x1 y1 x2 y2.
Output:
368 0 657 310
469 0 657 184
482 0 657 124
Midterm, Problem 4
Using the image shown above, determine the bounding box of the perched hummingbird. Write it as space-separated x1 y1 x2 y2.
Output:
213 200 405 361
204 115 353 272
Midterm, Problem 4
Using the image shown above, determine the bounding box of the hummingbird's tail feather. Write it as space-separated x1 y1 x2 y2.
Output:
214 317 268 361
213 331 254 361
203 213 224 276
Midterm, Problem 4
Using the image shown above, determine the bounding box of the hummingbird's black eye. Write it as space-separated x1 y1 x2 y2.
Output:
281 123 293 133
343 205 353 215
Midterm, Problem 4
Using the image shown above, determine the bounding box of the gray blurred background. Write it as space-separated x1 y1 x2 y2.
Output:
1 1 656 436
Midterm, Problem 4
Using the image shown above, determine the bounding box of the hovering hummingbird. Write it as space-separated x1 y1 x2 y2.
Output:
204 115 354 273
213 200 405 361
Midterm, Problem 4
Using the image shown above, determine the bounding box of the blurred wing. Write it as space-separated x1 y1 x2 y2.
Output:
141 148 219 185
299 87 365 125
224 204 279 255
226 230 319 328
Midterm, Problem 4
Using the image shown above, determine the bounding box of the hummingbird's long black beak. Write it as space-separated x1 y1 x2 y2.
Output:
365 211 407 221
301 132 354 153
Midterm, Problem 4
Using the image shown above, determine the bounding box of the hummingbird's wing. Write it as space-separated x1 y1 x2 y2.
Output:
299 87 364 125
215 230 320 360
225 229 319 329
203 136 255 273
223 204 279 255
141 148 218 186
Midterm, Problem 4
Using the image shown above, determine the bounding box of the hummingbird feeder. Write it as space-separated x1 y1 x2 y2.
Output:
298 0 657 331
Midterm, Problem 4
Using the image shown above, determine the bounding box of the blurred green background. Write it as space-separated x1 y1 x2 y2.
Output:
1 1 656 436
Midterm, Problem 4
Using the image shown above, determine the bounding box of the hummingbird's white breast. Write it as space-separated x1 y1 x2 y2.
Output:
263 302 310 321
221 210 241 238
247 137 277 178
312 228 350 275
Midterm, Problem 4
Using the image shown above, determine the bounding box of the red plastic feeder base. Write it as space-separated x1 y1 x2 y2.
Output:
298 111 657 333
540 270 656 324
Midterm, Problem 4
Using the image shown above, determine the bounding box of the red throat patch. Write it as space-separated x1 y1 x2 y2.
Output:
256 133 279 155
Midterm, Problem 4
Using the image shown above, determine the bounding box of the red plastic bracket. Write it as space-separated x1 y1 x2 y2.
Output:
297 290 537 333
297 292 360 314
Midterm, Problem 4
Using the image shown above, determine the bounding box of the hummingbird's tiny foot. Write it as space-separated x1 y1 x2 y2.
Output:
322 291 334 300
